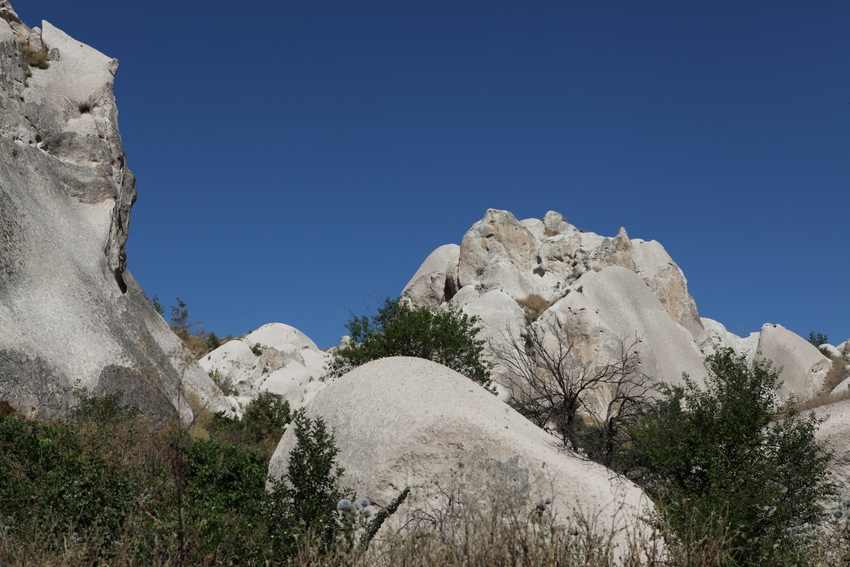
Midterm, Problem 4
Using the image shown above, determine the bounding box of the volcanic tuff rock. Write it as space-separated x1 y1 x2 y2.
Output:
755 324 831 400
199 323 330 410
269 357 652 544
403 208 835 402
0 2 225 418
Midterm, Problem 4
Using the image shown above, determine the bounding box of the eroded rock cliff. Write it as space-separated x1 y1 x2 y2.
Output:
0 2 223 418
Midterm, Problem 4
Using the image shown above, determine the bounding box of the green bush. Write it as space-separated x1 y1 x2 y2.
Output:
809 331 829 348
333 298 491 387
266 412 346 555
209 392 292 456
624 348 835 565
0 414 137 557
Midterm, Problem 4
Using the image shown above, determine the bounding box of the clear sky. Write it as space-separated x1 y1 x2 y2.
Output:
19 1 849 347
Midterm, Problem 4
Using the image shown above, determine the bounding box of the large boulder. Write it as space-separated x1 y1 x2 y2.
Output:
269 357 652 541
0 4 223 418
756 324 832 400
199 323 329 410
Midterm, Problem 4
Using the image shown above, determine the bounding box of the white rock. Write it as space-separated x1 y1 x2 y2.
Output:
699 318 760 364
200 323 329 410
457 209 541 300
820 344 843 361
246 322 320 352
631 239 703 337
538 267 706 387
402 244 460 307
0 9 222 419
756 324 831 400
268 357 652 545
519 218 545 240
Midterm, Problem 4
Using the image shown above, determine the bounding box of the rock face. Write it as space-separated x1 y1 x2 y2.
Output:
756 324 831 400
199 323 329 410
699 318 760 363
402 209 836 403
538 267 705 385
404 209 708 395
0 3 223 418
813 398 850 514
269 357 651 540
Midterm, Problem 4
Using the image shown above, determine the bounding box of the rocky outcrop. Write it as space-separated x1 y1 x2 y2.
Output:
401 244 459 307
402 209 838 403
538 267 705 386
699 317 760 363
756 324 831 400
0 3 224 418
403 209 708 396
269 357 652 544
199 323 329 410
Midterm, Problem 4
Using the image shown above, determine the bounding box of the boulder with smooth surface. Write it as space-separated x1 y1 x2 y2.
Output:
269 357 652 542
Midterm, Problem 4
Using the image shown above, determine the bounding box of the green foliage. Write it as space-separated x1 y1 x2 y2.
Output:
0 415 136 557
206 331 222 351
624 348 835 565
333 298 491 387
209 392 292 455
809 331 829 348
266 413 346 555
0 391 346 565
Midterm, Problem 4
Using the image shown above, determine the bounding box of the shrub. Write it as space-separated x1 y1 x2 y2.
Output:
209 369 238 396
809 331 830 347
623 348 835 565
209 392 292 456
263 412 346 558
333 298 491 387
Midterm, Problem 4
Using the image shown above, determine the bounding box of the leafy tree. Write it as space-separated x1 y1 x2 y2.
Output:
333 298 491 387
809 331 829 348
624 348 835 565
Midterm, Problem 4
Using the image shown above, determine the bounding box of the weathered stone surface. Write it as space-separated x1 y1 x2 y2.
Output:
402 244 460 307
269 357 651 543
0 4 224 418
538 267 706 387
756 324 831 400
699 317 760 363
457 209 541 300
199 323 329 410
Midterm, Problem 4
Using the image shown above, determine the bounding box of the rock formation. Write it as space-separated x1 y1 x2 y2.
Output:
0 2 225 418
755 324 831 400
199 323 329 410
403 209 835 402
269 357 652 544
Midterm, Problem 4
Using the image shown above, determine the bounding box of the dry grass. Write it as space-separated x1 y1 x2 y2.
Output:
516 294 553 322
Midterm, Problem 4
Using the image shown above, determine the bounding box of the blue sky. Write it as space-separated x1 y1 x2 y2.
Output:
20 1 849 347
